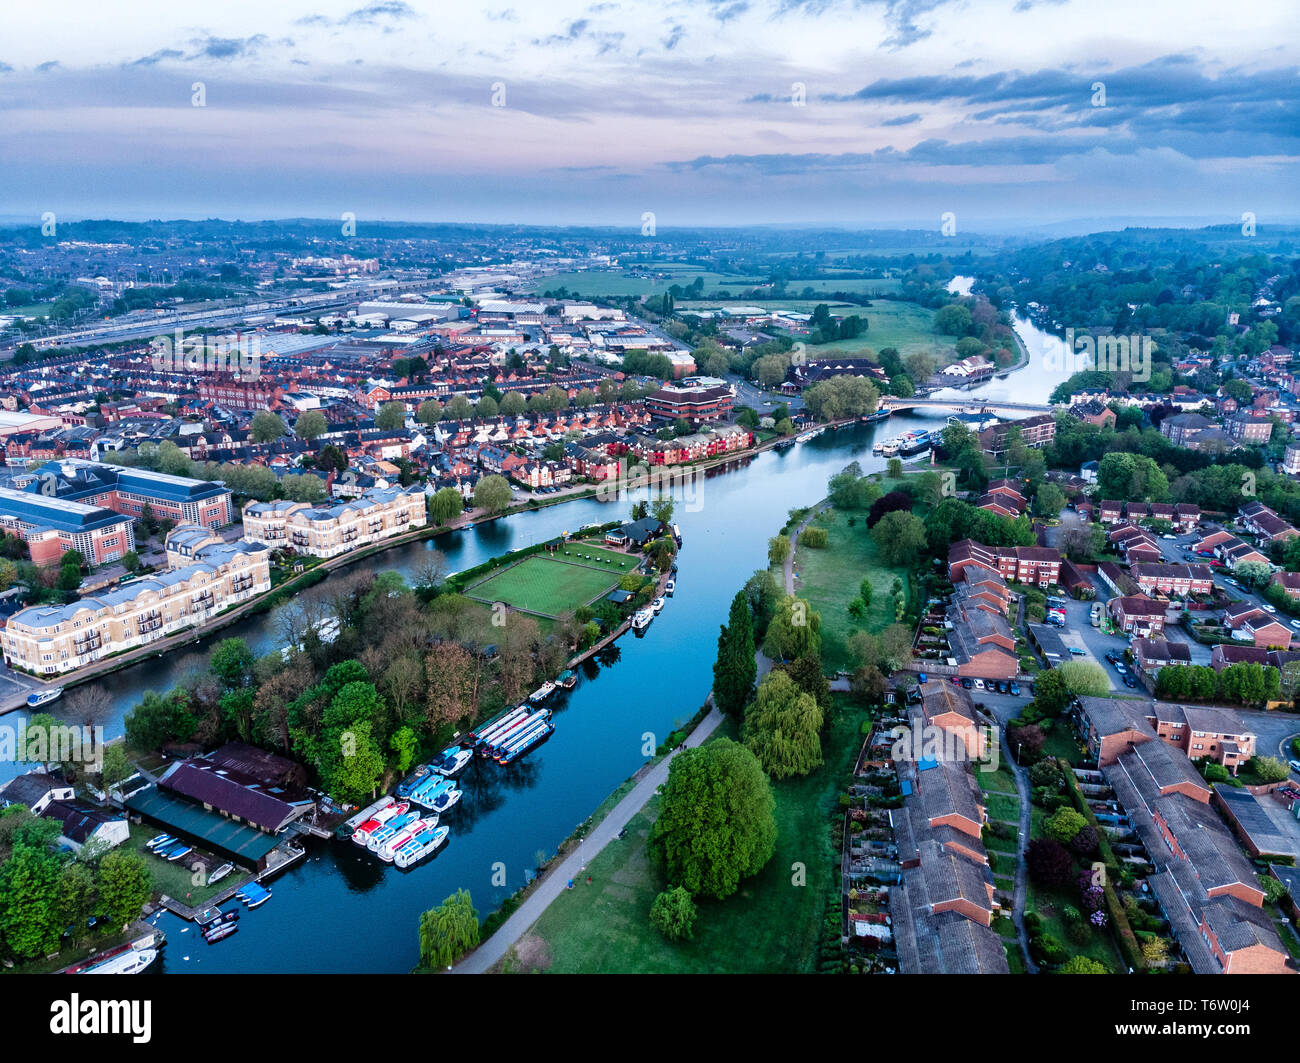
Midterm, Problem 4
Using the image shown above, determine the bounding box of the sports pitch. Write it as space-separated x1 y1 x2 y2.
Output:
466 549 635 617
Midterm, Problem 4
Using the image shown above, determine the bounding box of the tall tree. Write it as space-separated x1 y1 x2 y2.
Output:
649 738 777 900
713 591 756 718
743 669 824 779
418 889 480 969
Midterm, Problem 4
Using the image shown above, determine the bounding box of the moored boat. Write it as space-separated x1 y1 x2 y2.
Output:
429 745 474 775
528 681 556 703
471 705 529 748
498 720 554 764
166 845 192 862
631 610 652 631
207 863 234 886
663 580 675 597
80 947 158 973
204 922 239 943
393 824 449 869
367 810 419 852
426 786 462 814
26 687 64 708
651 596 665 614
556 669 577 690
376 816 425 862
236 882 272 909
351 800 406 846
145 833 174 851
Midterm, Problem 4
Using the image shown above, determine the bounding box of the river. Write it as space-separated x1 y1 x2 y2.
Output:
7 284 1062 972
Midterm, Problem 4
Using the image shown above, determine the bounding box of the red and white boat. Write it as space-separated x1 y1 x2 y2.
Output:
350 800 406 846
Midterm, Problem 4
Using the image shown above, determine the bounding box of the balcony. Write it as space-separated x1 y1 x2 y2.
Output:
231 577 255 594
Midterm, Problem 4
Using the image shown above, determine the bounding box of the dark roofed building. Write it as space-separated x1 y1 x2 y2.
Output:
159 761 311 835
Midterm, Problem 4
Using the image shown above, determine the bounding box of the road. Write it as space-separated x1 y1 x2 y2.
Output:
452 705 725 973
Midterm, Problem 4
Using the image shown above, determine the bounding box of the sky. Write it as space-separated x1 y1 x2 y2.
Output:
0 0 1297 230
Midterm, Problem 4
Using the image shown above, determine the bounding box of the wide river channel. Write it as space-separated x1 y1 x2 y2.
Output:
6 296 1070 971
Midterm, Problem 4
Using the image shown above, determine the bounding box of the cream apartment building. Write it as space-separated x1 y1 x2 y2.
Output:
242 484 427 558
1 540 271 676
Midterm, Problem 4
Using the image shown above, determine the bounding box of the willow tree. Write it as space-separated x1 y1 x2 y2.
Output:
419 889 480 969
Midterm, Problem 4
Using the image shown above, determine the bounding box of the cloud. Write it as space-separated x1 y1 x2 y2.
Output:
881 111 921 125
188 35 269 61
35 60 60 72
342 2 418 25
130 49 184 67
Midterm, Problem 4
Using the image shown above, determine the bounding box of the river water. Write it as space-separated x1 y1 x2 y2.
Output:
7 288 1060 972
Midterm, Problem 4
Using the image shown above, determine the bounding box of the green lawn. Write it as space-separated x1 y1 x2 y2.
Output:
986 792 1021 823
793 511 909 673
124 822 251 909
517 701 868 973
465 555 624 617
977 764 1020 795
535 270 767 298
807 300 955 362
1028 881 1126 973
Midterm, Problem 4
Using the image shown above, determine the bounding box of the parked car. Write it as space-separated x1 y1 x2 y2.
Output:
1009 680 1021 696
961 678 974 689
1290 620 1300 632
1123 674 1138 687
1289 760 1300 775
995 680 1008 694
1069 646 1086 656
973 678 986 690
1161 533 1176 540
1263 604 1277 613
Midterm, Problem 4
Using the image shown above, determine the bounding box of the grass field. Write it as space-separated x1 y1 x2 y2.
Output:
513 701 867 973
792 511 910 673
465 554 627 617
809 300 955 361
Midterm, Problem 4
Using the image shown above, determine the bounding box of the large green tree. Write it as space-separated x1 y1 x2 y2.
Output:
713 592 757 718
473 474 514 514
743 669 824 779
418 888 480 969
649 738 777 900
250 410 286 443
762 594 822 662
96 849 152 930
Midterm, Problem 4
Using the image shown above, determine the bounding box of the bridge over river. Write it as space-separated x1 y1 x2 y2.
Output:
880 395 1057 415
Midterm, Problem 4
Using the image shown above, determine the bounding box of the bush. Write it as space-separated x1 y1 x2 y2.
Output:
801 526 829 549
1045 807 1088 844
649 886 698 942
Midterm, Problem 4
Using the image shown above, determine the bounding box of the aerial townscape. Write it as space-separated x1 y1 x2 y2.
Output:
1 3 1297 1034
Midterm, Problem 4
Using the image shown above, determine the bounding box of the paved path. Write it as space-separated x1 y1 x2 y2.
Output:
1005 744 1039 974
784 501 830 594
453 705 726 974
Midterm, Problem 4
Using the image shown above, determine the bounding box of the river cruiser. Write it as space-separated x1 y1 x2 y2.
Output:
528 680 556 703
351 801 406 846
79 947 158 973
631 609 652 631
26 687 64 708
429 745 474 776
394 824 449 869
